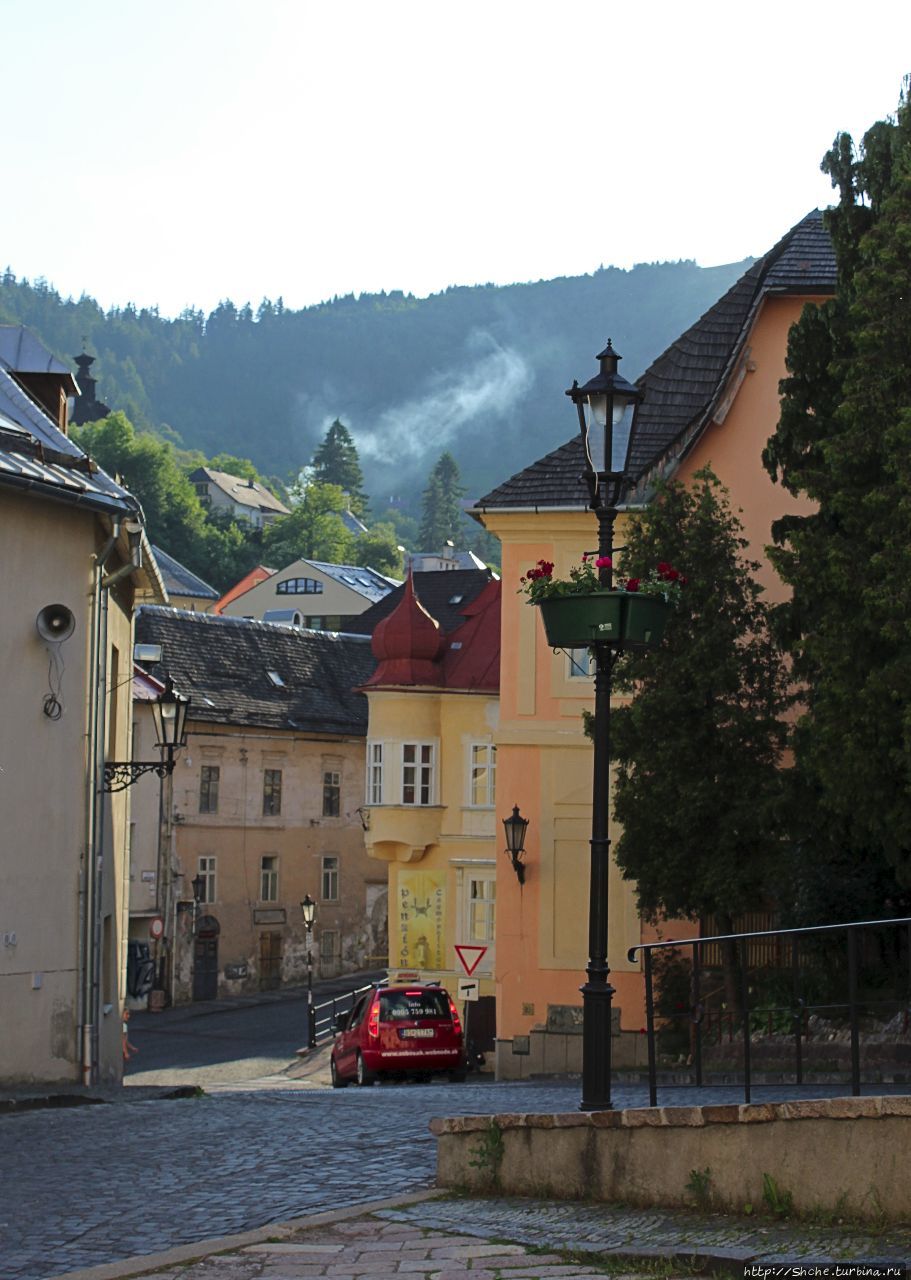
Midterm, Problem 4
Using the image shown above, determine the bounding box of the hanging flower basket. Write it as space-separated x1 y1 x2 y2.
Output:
537 590 669 649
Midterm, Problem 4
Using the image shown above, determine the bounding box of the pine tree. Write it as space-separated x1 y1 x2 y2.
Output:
608 471 790 941
763 80 911 904
311 419 367 514
418 451 466 550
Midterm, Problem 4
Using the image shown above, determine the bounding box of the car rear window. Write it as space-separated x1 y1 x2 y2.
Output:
379 990 450 1020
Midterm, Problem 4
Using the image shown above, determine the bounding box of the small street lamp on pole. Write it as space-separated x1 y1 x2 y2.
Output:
301 894 317 1049
566 340 643 1112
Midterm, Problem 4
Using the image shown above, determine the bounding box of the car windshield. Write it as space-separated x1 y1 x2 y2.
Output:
379 990 450 1021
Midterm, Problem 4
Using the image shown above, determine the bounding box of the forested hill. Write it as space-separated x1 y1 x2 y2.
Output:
0 258 751 503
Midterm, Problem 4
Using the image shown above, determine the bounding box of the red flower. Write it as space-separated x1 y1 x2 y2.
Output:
625 578 640 592
537 560 554 576
657 561 671 574
660 567 680 582
595 555 613 569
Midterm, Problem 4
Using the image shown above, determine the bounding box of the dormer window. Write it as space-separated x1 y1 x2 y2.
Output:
266 670 285 687
277 578 323 595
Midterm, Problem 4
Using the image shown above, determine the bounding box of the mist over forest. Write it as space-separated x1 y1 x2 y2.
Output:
0 258 751 507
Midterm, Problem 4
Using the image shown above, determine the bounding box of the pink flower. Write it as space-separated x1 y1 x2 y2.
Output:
625 578 641 592
595 555 612 568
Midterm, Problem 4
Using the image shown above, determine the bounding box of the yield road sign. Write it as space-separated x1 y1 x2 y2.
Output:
454 944 487 977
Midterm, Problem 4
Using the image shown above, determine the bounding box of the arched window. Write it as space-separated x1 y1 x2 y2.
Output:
276 577 324 595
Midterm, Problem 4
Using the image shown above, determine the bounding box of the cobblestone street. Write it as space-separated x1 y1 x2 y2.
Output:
4 1080 911 1280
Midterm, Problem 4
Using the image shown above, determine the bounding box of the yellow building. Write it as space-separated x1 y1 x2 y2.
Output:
0 325 165 1084
472 211 834 1078
362 573 501 1055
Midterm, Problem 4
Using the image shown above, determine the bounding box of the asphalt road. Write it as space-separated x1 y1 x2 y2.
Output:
125 971 383 1085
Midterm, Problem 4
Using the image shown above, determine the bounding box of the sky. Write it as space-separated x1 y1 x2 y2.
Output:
2 0 909 318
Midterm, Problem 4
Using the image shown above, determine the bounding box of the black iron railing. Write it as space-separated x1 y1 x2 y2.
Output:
307 981 376 1048
628 915 911 1106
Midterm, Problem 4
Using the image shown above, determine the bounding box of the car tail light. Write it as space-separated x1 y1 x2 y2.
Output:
447 994 462 1035
367 997 380 1039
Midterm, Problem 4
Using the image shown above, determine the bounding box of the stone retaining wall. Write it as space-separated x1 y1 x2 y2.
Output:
431 1095 911 1223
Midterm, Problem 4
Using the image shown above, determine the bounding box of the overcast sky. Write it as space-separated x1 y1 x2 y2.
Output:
3 0 909 317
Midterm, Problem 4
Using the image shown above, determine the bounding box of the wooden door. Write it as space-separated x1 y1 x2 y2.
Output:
259 932 282 990
193 936 218 1001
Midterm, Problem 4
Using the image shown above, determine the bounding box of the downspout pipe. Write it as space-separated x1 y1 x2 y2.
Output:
81 519 120 1086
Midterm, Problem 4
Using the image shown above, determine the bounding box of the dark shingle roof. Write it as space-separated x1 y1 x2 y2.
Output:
345 568 497 636
474 211 837 512
135 607 376 735
152 546 220 601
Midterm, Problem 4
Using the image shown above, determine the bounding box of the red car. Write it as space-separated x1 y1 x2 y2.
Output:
330 984 465 1086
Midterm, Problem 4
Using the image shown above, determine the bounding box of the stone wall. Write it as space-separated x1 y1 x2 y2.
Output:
432 1095 911 1222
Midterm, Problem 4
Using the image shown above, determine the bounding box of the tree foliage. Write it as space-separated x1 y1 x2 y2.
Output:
419 451 466 549
763 79 911 901
608 471 790 927
311 419 367 514
263 481 402 576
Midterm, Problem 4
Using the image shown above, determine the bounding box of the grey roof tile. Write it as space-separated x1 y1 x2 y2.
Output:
135 607 376 735
345 568 496 636
151 546 220 600
474 210 836 512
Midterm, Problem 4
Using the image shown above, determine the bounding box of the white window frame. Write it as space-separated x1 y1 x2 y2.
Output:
321 854 339 902
401 741 435 806
467 874 496 946
467 743 496 808
260 854 279 902
197 855 217 904
367 741 384 805
566 647 596 679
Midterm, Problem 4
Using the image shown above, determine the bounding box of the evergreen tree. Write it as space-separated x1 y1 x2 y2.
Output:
763 80 911 903
419 451 466 549
263 481 355 567
311 419 367 514
608 471 790 947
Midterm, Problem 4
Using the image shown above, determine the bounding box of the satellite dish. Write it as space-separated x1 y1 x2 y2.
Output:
36 604 75 644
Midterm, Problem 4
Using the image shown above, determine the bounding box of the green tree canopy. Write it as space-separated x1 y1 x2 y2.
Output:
419 451 466 549
311 419 367 514
763 79 911 904
263 481 355 566
608 471 790 932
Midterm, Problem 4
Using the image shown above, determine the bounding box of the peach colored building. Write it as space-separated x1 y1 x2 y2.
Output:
472 212 834 1078
131 608 385 1003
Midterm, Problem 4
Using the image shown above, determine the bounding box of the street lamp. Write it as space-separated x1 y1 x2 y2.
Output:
104 674 190 792
566 340 644 1112
301 894 317 1049
503 804 530 885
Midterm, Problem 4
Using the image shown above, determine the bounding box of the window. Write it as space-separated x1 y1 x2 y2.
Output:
566 648 595 679
469 743 496 807
197 855 216 903
402 743 434 806
322 855 339 901
260 855 278 901
263 768 282 816
323 770 341 817
367 742 384 804
276 577 323 595
199 766 220 813
468 877 496 943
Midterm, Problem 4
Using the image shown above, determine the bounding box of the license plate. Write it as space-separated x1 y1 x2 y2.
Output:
400 1027 434 1038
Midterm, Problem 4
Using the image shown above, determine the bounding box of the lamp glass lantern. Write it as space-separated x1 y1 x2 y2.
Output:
191 873 206 905
300 894 317 930
503 804 529 884
568 340 644 495
150 675 190 753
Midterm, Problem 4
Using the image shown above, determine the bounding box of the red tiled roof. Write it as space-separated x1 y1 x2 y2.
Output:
213 564 275 614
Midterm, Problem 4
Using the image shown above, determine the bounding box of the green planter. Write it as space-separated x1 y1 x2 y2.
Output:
623 593 669 648
536 590 669 650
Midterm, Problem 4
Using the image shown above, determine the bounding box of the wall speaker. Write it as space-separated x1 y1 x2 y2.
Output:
36 604 75 644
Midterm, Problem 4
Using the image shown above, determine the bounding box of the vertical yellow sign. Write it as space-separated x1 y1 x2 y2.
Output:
397 869 446 971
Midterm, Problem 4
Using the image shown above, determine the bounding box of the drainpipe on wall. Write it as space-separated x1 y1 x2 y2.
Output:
81 519 119 1087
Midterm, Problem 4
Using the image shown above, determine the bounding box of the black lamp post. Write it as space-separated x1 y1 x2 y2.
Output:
104 674 190 792
566 340 643 1112
503 804 530 885
301 894 317 1049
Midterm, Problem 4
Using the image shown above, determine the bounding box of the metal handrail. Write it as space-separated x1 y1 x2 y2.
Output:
307 981 379 1048
626 915 911 1107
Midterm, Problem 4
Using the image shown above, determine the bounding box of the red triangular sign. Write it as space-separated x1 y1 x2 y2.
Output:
454 944 487 977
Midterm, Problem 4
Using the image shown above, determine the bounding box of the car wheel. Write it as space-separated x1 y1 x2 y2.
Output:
355 1052 375 1087
330 1057 348 1089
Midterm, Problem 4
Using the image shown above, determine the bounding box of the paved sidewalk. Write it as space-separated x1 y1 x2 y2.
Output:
50 1190 911 1280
